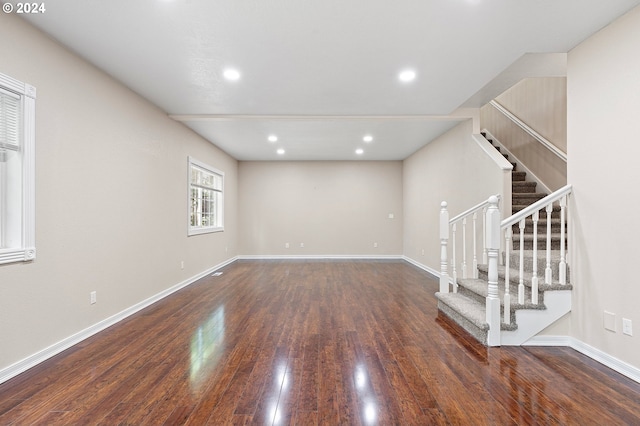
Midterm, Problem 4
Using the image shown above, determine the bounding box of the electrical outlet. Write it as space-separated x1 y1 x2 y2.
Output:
388 213 395 219
373 242 378 248
90 291 97 305
181 260 184 270
623 318 633 336
285 242 290 249
421 249 425 256
300 242 304 248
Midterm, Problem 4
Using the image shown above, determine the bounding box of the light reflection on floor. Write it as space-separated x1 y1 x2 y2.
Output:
189 305 225 391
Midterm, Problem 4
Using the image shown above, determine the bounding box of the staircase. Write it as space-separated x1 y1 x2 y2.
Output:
435 132 572 346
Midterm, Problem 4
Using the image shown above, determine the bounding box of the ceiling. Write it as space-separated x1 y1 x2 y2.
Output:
18 0 640 161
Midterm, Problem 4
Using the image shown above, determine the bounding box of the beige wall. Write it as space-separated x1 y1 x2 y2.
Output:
0 14 238 370
567 6 640 369
403 120 511 271
238 161 403 256
496 78 567 152
481 78 567 191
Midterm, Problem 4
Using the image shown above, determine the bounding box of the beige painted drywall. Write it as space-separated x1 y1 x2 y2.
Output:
0 14 238 370
481 77 567 191
567 5 640 369
496 78 567 152
238 161 403 256
403 120 510 271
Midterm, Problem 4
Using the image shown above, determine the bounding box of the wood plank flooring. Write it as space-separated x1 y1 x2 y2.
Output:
1 259 639 425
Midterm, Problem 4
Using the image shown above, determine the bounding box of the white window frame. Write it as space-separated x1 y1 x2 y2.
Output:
0 72 36 265
188 156 224 235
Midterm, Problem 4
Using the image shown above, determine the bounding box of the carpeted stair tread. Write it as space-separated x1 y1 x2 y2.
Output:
458 278 546 311
512 171 527 181
436 292 488 330
476 264 573 290
512 203 561 213
436 292 518 334
511 217 564 230
512 181 537 193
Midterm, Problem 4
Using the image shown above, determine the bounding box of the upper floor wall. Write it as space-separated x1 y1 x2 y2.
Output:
481 77 567 191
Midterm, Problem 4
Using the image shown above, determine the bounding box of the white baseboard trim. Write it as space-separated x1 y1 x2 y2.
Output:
522 335 571 346
238 254 404 260
524 335 640 384
569 337 640 384
401 256 440 279
0 256 239 385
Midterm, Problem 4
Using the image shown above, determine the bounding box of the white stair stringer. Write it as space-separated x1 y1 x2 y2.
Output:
501 289 572 345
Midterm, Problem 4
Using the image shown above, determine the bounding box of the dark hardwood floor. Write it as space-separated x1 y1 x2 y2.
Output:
1 260 639 425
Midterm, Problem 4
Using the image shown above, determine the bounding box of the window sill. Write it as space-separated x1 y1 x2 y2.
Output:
0 247 36 265
188 227 224 236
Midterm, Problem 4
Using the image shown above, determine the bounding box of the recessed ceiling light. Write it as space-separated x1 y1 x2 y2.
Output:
398 69 416 83
223 68 241 81
277 148 285 155
355 148 364 155
268 135 278 142
363 135 373 143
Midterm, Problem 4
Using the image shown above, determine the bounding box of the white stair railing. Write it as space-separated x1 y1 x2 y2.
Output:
439 196 499 294
493 184 573 327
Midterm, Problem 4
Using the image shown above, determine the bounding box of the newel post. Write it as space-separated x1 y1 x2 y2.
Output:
485 196 501 346
440 202 450 293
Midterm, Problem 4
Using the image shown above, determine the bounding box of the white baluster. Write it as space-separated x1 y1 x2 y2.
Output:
504 226 511 324
531 211 539 304
486 196 501 346
559 195 567 285
482 206 488 264
519 219 526 305
452 223 458 293
473 212 478 278
505 227 512 302
462 217 467 279
439 202 450 293
545 203 553 284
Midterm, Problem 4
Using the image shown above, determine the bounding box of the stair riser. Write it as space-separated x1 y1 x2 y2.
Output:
513 195 547 204
457 284 536 313
512 172 526 182
511 222 564 234
512 186 537 194
437 301 488 344
512 206 561 216
513 240 566 251
478 266 568 284
503 255 571 283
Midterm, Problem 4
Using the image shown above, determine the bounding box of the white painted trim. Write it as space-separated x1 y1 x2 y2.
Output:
0 72 36 265
481 129 552 194
187 156 224 236
0 256 239 385
522 335 571 346
472 133 513 171
489 100 567 162
524 335 640 384
569 338 640 384
238 254 404 261
401 256 440 279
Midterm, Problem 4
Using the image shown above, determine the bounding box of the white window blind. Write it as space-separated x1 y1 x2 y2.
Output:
0 88 20 151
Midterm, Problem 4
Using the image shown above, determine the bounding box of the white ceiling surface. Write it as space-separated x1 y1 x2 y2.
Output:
19 0 640 161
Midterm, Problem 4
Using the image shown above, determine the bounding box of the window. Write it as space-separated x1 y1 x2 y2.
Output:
188 157 223 235
0 72 36 265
